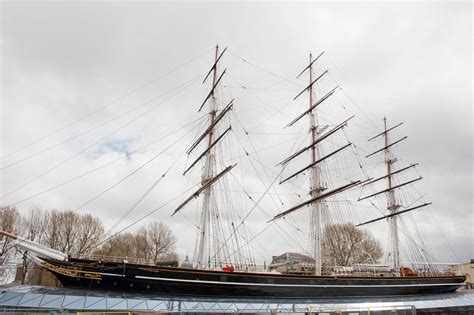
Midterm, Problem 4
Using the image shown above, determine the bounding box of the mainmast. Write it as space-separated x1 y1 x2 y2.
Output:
272 51 362 276
197 45 220 269
383 117 401 271
308 53 323 276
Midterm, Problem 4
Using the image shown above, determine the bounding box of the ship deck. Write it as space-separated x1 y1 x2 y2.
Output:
0 284 473 313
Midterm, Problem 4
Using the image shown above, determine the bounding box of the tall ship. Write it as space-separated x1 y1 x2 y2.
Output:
1 46 466 298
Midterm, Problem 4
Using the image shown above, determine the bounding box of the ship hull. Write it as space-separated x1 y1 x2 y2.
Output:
42 258 465 298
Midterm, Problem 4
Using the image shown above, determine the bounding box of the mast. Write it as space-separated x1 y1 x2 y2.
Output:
273 51 361 275
172 45 234 269
304 53 358 275
308 53 323 276
360 118 432 272
383 117 401 272
197 45 219 269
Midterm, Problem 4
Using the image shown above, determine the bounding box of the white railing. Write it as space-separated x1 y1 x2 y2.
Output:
76 254 175 266
74 255 270 272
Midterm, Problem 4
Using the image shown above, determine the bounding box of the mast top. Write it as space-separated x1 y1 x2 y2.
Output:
296 51 325 79
202 45 227 84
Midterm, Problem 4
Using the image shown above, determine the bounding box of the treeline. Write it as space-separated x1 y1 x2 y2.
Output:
1 206 384 284
94 221 176 262
0 206 176 284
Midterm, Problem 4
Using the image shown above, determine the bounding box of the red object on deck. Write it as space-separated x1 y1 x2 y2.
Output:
401 267 414 276
223 266 234 272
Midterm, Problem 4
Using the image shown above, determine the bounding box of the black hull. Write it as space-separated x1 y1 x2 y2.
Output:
43 258 466 299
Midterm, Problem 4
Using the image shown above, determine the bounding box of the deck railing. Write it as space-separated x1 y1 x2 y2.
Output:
72 255 460 277
76 254 164 266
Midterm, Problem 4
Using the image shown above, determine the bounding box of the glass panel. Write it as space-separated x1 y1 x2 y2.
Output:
38 294 64 308
84 296 105 309
88 297 107 310
64 296 86 309
108 298 127 310
0 292 19 304
18 293 43 307
106 297 125 310
0 292 23 306
147 299 166 311
127 298 146 310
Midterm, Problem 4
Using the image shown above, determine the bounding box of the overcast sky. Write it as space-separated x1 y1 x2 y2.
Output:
1 1 472 265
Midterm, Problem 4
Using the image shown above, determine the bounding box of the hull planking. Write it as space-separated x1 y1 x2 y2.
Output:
43 258 466 299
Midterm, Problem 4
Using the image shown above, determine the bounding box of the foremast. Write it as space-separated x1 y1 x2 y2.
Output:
171 45 236 270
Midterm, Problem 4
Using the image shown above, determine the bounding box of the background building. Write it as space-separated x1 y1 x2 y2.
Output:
449 259 474 289
269 252 315 275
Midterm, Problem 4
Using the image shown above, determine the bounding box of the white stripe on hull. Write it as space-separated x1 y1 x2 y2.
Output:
132 275 461 288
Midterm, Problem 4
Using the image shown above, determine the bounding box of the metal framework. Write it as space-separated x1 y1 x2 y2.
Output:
1 285 472 313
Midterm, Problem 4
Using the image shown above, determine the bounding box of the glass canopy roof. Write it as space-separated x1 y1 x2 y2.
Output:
0 285 473 313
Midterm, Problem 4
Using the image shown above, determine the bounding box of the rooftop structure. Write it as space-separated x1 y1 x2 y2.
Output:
269 252 315 275
450 260 474 289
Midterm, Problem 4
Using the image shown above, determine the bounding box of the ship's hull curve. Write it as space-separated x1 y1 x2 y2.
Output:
43 259 466 299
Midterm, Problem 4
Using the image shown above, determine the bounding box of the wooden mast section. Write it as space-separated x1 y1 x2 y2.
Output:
308 53 324 276
197 45 220 269
383 117 401 272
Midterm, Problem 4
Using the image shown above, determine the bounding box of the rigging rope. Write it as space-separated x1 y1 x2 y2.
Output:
209 161 287 262
0 74 201 175
92 184 199 250
0 47 212 161
1 76 201 200
74 120 195 211
5 114 207 207
227 49 302 88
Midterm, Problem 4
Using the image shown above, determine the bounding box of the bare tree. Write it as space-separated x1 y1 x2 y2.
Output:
0 206 20 256
322 223 383 267
43 209 105 256
95 221 176 263
75 213 105 255
44 210 62 251
94 232 137 259
353 229 384 264
148 221 176 262
0 207 106 285
44 209 80 254
126 228 146 260
0 206 21 284
22 207 47 243
18 207 48 284
18 208 104 285
58 210 80 254
3 208 173 285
